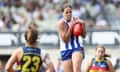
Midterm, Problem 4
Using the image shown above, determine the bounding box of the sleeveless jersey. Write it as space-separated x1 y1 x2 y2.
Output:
59 19 84 51
90 57 109 72
17 46 42 72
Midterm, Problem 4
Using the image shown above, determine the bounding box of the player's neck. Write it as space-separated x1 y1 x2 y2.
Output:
96 57 104 61
66 19 71 22
25 42 37 48
64 18 72 22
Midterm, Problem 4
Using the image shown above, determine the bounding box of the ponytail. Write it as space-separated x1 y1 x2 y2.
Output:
104 53 111 58
25 22 38 44
28 22 38 29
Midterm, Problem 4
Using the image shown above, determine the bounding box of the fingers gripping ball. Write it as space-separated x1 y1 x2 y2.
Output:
72 23 83 37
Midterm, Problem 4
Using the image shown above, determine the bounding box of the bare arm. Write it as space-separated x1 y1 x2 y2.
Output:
85 60 92 72
5 50 18 72
107 60 115 72
81 23 86 38
74 18 86 38
44 53 55 72
58 19 73 43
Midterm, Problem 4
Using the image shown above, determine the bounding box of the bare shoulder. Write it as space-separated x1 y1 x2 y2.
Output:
15 47 23 61
16 47 22 52
13 47 23 55
58 19 65 27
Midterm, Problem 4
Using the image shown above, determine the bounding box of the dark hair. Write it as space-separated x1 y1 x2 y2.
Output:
61 3 72 12
96 45 111 58
25 23 38 44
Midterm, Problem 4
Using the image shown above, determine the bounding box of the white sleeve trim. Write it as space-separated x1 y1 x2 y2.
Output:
41 49 47 61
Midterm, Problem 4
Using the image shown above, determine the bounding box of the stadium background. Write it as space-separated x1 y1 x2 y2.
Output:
0 0 119 72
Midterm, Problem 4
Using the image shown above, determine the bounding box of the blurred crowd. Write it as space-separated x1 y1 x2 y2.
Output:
0 0 120 32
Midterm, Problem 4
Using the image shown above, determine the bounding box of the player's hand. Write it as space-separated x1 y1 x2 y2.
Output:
75 19 85 24
69 20 75 28
73 17 85 24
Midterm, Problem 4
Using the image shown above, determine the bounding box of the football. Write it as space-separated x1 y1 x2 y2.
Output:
72 23 83 37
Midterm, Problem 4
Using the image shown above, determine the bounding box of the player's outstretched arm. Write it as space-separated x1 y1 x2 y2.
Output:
5 49 18 72
44 53 55 72
107 60 115 72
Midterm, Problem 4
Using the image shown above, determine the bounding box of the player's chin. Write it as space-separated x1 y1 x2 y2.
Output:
67 17 71 20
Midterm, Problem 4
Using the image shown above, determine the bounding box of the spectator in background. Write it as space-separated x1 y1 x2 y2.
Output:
0 0 119 31
85 18 96 30
105 2 120 30
72 0 86 18
102 0 116 14
95 14 110 30
0 10 6 31
72 2 82 18
85 0 101 19
114 56 120 72
24 1 35 21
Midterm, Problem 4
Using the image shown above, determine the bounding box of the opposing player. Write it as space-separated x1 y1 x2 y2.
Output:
58 3 86 72
85 45 114 72
5 23 55 72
